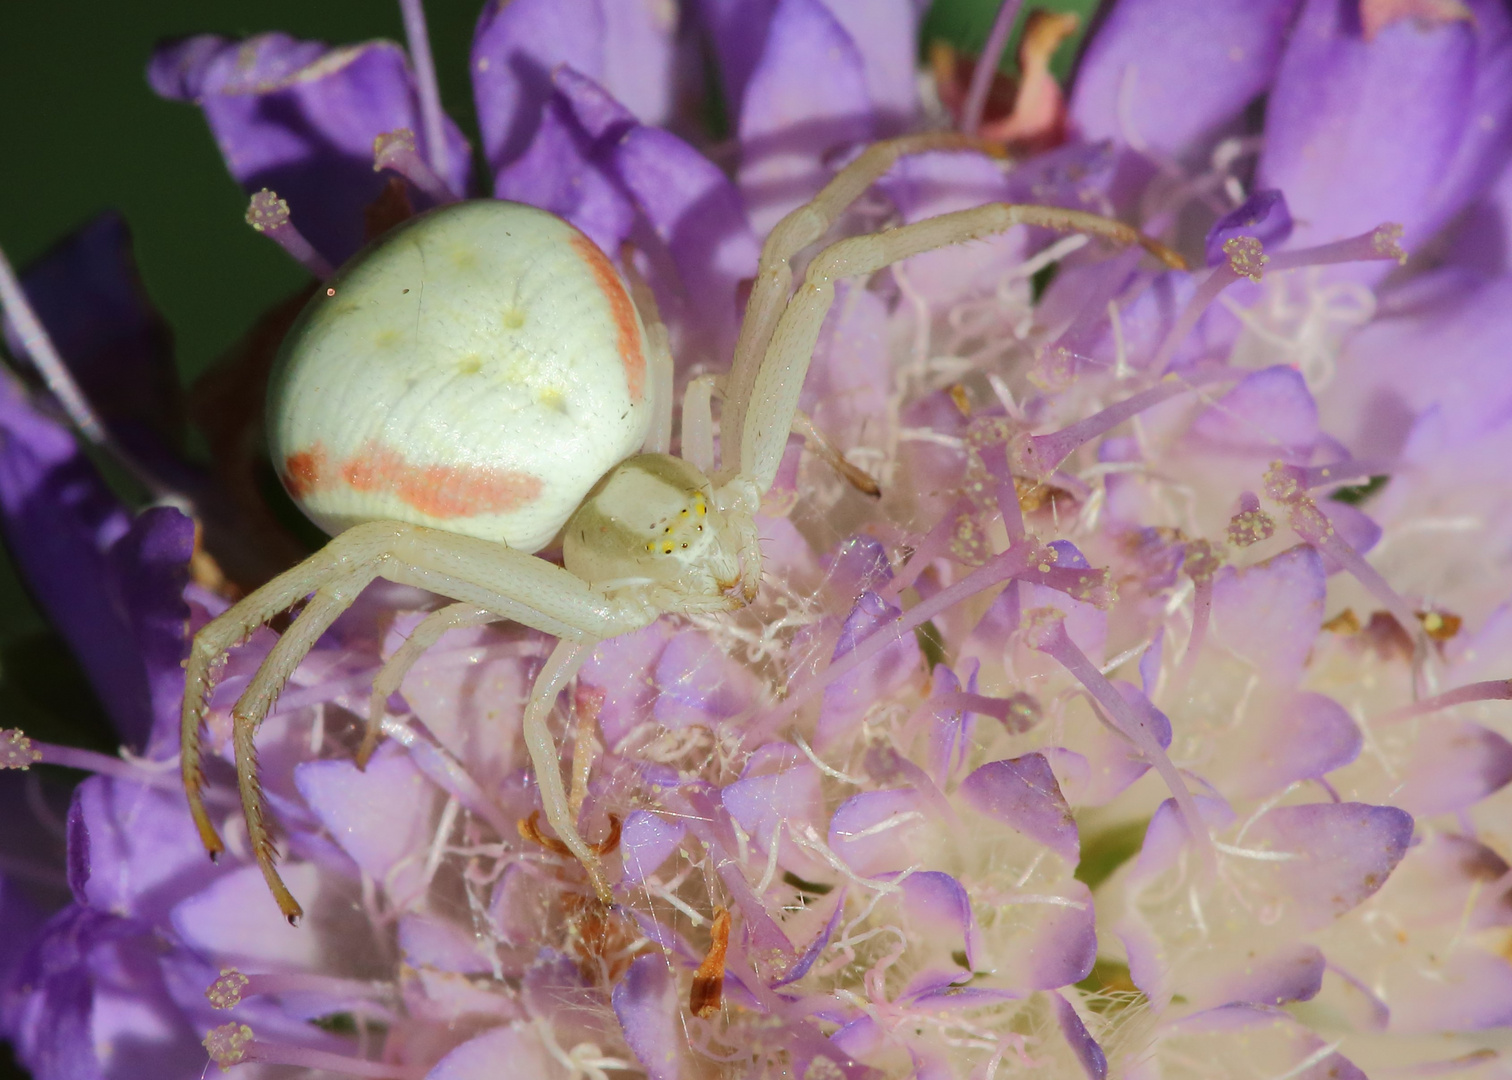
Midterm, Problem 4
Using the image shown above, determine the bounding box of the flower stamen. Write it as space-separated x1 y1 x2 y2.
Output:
1377 679 1512 726
1024 608 1218 876
1267 223 1407 271
0 728 179 788
203 1022 421 1077
1264 461 1427 680
245 189 335 278
0 243 109 444
372 128 456 205
396 0 449 181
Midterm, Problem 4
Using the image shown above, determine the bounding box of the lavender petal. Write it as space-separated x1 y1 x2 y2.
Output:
1050 991 1108 1080
1212 691 1362 801
620 811 687 886
1239 802 1413 932
612 953 684 1080
1187 366 1319 460
427 1023 557 1080
737 0 873 234
1393 719 1512 816
1070 0 1303 158
1209 545 1326 684
293 743 439 896
151 34 471 265
959 754 1079 864
828 787 929 876
1258 0 1475 258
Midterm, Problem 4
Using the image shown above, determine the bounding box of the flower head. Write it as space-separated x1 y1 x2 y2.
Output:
4 1 1512 1078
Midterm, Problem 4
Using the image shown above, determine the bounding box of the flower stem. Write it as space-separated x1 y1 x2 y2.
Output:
960 0 1024 136
397 0 449 182
1379 679 1512 725
1027 612 1217 877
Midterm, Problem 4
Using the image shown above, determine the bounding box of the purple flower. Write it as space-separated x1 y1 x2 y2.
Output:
4 0 1512 1077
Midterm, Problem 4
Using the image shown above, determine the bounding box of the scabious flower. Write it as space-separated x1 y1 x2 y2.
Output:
4 0 1512 1077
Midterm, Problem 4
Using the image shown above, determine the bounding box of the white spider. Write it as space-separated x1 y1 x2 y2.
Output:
180 131 1181 921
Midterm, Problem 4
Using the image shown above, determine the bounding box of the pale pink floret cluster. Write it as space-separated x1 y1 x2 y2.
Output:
141 189 1512 1079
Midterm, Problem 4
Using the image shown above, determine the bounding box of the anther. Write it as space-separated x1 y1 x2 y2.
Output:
1223 235 1268 283
0 728 41 770
690 906 732 1018
1226 493 1275 547
245 190 335 279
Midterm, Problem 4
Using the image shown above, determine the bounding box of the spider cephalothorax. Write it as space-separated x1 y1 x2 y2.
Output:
181 132 1183 920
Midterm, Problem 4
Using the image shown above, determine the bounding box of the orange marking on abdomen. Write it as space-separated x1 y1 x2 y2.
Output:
283 443 330 500
568 232 645 404
341 440 543 518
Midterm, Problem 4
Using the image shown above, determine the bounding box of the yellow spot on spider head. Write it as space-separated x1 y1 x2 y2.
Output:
457 353 483 375
503 307 527 330
537 387 568 413
374 328 402 350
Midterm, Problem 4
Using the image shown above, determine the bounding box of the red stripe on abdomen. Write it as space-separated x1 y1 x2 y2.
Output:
568 232 646 404
341 440 542 519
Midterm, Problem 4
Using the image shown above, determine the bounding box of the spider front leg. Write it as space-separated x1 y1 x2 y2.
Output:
722 131 1007 469
181 524 404 867
184 521 655 922
733 203 1185 493
682 373 878 496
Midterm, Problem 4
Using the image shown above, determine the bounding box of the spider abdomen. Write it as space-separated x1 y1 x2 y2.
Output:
268 200 651 553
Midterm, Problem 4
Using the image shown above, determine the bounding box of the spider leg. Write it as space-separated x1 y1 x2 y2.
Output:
185 521 656 918
182 526 401 864
721 131 1005 478
738 203 1184 491
681 374 717 475
521 637 613 902
621 242 674 455
360 602 497 770
681 373 876 496
232 569 376 924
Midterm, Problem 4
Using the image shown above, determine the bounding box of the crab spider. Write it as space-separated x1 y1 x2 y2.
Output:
181 131 1183 921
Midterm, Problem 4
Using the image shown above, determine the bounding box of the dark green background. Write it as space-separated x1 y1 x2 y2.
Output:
0 0 1096 1071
